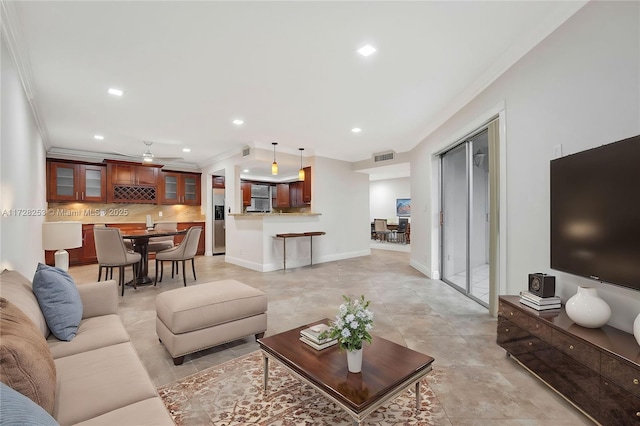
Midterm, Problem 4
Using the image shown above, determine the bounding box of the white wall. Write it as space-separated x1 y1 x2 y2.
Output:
202 155 371 269
1 36 47 276
369 177 410 223
410 1 640 331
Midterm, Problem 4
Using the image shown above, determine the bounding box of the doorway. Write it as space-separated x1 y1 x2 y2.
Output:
440 129 490 307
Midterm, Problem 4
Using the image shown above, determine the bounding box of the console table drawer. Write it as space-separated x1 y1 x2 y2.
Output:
498 302 529 329
497 318 536 356
602 353 640 397
529 317 552 344
601 378 640 425
552 329 600 372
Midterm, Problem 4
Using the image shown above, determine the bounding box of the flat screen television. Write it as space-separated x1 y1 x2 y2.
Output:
550 134 640 292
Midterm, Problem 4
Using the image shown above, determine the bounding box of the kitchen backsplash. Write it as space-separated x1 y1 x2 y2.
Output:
46 203 205 224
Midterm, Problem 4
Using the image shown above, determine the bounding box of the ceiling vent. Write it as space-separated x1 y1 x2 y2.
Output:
374 151 395 162
242 146 251 158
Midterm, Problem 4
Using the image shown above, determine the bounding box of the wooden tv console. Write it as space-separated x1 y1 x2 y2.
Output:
497 295 639 425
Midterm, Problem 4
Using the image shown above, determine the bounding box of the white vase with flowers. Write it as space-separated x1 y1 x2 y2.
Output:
321 295 374 373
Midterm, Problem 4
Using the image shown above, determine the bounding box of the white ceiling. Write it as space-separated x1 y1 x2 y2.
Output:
5 1 585 178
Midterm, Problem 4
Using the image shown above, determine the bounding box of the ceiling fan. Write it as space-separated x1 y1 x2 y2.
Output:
116 141 184 164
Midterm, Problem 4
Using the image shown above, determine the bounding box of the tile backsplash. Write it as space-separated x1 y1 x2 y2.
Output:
46 203 205 224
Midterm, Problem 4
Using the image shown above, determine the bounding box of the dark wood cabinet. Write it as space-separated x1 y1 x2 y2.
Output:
45 222 205 267
44 224 96 266
288 168 311 207
275 183 290 208
497 296 640 426
159 171 201 205
289 181 302 207
241 182 252 206
212 175 225 188
106 161 162 204
302 166 311 203
109 163 158 186
174 222 205 255
47 161 106 202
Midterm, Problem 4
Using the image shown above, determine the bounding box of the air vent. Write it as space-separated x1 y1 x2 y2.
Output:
242 146 251 158
374 151 395 162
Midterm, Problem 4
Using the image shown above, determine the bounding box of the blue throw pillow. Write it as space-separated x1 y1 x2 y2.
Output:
32 263 82 341
0 382 59 426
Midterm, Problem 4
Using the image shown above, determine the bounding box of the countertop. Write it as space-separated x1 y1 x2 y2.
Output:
229 213 321 217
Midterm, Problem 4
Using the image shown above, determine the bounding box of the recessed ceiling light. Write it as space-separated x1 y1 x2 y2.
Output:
351 127 362 133
108 88 123 96
357 45 376 57
182 148 191 153
243 169 250 173
232 119 244 126
93 134 104 140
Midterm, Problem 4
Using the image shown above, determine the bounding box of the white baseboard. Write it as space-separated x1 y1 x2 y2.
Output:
410 259 433 279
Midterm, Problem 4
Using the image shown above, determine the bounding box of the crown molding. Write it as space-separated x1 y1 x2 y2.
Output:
46 147 200 171
1 1 49 147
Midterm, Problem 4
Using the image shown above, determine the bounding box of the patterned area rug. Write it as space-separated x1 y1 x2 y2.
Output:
158 351 445 425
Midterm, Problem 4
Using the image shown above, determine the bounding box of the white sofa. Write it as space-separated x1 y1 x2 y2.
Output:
0 269 174 426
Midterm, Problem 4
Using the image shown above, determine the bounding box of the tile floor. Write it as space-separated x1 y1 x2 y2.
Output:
446 263 490 305
67 251 591 425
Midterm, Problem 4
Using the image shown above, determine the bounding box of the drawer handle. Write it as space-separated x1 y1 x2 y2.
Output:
535 324 539 328
634 378 639 385
505 328 510 332
637 411 640 418
510 312 514 316
569 345 574 350
528 342 532 346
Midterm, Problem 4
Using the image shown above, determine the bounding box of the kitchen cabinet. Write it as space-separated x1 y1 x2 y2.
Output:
44 224 97 266
302 166 311 203
289 170 311 207
109 162 158 186
47 161 106 202
213 176 225 188
159 171 201 205
45 222 205 267
174 222 206 255
288 167 311 207
275 183 290 208
241 182 252 206
289 181 302 207
106 161 162 203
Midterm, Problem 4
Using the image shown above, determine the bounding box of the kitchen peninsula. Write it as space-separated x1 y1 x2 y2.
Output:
226 212 324 272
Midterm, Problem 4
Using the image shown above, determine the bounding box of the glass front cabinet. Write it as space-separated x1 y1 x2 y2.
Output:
159 171 201 205
47 161 106 202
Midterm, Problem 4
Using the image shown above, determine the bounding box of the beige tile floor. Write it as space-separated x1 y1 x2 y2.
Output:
68 250 592 425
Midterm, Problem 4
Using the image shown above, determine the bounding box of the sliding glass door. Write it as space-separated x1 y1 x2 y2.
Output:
441 130 490 306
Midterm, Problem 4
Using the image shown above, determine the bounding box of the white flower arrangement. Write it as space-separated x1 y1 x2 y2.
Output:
321 295 374 351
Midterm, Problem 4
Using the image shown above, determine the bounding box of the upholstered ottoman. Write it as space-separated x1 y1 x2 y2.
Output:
155 280 267 365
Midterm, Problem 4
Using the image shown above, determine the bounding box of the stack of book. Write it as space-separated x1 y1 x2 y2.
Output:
519 291 561 311
299 323 338 350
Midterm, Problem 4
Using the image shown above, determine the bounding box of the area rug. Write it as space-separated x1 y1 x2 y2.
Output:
158 351 445 425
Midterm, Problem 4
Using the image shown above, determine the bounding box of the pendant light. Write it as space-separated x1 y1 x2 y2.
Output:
298 148 305 181
271 142 279 175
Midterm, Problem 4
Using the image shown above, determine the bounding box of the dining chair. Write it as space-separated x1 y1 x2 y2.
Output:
373 219 391 242
147 222 177 253
396 218 409 244
154 226 202 287
93 227 142 296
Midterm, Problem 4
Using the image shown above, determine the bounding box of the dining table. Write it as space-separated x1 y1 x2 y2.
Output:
119 228 187 285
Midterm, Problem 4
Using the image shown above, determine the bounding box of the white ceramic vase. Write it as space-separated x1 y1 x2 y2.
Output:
565 286 611 328
346 348 363 373
633 313 640 346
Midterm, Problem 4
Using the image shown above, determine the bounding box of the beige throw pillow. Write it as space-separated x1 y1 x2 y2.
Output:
0 297 57 415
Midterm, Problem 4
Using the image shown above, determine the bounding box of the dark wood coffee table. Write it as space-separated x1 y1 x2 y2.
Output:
257 319 435 425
